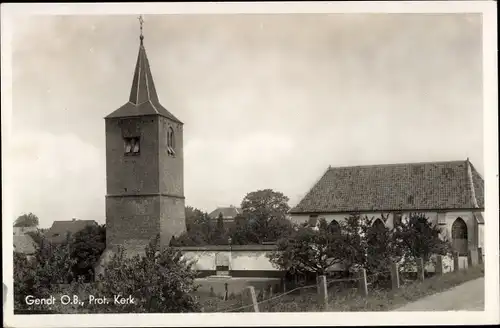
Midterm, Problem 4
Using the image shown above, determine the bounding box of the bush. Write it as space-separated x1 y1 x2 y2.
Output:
85 235 201 313
393 213 452 272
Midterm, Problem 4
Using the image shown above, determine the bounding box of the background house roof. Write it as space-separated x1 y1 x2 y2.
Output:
290 160 484 214
208 206 242 220
14 235 37 255
45 219 98 243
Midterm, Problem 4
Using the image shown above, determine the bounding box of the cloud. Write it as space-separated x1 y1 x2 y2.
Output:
184 133 295 211
8 13 484 223
9 129 105 228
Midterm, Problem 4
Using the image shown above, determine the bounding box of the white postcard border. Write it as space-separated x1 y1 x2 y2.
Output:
1 1 498 327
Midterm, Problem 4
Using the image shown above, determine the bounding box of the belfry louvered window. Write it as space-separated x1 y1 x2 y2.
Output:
124 137 140 155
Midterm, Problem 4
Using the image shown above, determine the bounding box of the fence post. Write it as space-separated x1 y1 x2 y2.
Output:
435 255 444 276
478 247 483 265
468 248 479 267
358 269 368 297
453 251 460 272
390 262 400 290
243 286 259 312
317 275 328 309
416 258 425 282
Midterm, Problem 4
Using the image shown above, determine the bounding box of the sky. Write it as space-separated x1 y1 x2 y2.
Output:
8 13 484 228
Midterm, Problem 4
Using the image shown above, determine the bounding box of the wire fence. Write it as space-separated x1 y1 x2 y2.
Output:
217 270 392 313
204 250 483 313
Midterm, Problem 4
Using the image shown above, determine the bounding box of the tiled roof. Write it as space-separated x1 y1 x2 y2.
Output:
14 235 37 255
105 38 182 124
45 220 98 243
290 160 484 214
208 206 242 220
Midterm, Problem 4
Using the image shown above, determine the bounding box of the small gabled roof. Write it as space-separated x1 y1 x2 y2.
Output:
45 219 98 243
208 206 242 220
291 159 484 214
14 235 37 255
105 36 182 124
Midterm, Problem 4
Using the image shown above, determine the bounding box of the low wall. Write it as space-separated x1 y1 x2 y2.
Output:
177 245 281 276
177 246 462 276
194 277 281 298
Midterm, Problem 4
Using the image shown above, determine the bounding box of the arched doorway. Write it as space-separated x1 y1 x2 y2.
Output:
328 220 341 236
452 218 468 256
372 219 385 232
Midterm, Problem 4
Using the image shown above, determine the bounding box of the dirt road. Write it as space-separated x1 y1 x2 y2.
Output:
394 278 484 311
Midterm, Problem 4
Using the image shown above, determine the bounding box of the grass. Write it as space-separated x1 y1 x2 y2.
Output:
328 264 484 312
200 265 484 312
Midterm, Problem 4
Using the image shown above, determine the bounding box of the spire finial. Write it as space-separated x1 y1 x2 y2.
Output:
138 15 144 45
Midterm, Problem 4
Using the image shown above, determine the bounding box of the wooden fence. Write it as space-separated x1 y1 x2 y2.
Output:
220 248 483 312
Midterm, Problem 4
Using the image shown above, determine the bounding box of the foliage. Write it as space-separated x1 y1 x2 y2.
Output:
14 213 39 227
69 224 106 282
185 206 206 232
211 213 228 245
393 213 452 271
339 214 403 274
232 189 293 244
269 218 346 275
87 235 201 313
173 190 294 246
13 240 77 312
14 233 202 313
270 212 449 279
171 209 213 246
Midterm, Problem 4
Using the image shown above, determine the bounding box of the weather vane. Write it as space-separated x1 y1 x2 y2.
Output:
138 15 144 43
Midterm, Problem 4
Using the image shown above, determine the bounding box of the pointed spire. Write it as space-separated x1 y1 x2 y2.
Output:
129 15 159 105
105 16 183 123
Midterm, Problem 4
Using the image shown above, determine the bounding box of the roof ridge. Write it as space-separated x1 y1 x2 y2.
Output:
327 159 467 170
466 160 480 208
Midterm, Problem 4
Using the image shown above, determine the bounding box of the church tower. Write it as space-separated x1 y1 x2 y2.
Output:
104 18 186 251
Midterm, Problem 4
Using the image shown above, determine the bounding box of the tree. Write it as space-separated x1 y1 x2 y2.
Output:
171 209 213 246
14 239 77 312
337 214 403 275
268 218 347 276
393 213 452 271
87 235 201 313
212 213 227 244
14 213 39 227
69 224 106 282
185 206 206 232
238 189 292 243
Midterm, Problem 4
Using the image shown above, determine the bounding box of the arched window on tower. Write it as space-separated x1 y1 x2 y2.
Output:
167 127 176 156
